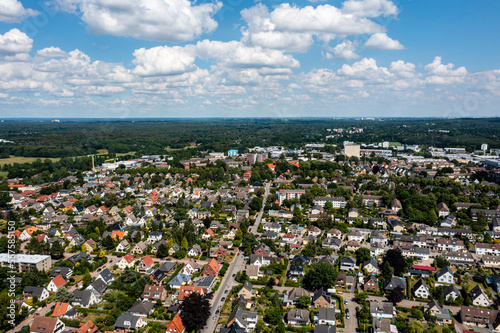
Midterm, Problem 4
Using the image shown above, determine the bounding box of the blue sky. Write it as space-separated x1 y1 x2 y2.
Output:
0 0 499 118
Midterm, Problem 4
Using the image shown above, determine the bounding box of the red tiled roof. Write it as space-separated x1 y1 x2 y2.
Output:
51 275 67 288
51 302 70 317
166 312 185 332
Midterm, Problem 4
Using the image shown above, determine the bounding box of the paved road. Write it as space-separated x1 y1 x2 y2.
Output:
202 252 245 333
344 293 359 333
249 182 270 235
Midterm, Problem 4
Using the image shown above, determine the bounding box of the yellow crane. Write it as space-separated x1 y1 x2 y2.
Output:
105 158 118 168
87 154 97 173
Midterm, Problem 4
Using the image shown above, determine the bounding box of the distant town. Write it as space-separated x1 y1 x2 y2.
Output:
1 136 500 333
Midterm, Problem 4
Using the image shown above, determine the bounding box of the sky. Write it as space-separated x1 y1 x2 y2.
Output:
0 0 500 118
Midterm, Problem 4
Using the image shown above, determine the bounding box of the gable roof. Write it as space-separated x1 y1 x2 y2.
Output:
51 302 70 317
31 317 60 333
435 266 453 280
51 275 66 288
166 313 185 333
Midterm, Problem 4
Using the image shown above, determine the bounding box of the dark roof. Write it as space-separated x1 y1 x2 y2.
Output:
314 325 336 333
384 277 407 291
50 266 72 278
72 290 93 306
115 313 141 329
127 300 155 315
435 266 453 280
98 268 114 284
87 279 107 294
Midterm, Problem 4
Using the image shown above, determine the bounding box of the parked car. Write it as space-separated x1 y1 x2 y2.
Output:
224 290 228 294
344 299 348 305
221 297 225 301
346 309 350 319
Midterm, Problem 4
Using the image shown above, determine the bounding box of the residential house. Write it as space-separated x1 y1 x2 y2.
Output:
146 231 162 244
238 281 255 300
116 239 131 252
168 274 191 289
142 285 167 302
339 257 357 272
85 279 107 299
202 259 220 277
444 284 461 302
384 277 407 293
181 260 203 275
30 317 65 333
72 290 98 308
177 286 208 302
47 275 66 293
312 287 333 308
435 266 454 284
24 286 50 302
137 255 155 274
363 259 380 274
115 313 146 332
370 302 394 319
470 285 492 307
51 302 76 319
287 309 310 327
117 253 136 270
363 275 379 292
460 306 500 329
131 241 148 255
127 300 155 317
413 279 431 299
225 306 258 332
283 288 310 307
96 268 114 285
165 313 185 333
187 244 202 257
316 308 336 326
50 266 72 279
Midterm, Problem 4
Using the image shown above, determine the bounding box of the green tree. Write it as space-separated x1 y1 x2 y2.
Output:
355 247 371 264
54 287 74 303
407 321 424 333
180 237 188 249
157 244 169 258
383 248 406 276
50 240 64 258
433 257 450 269
83 271 92 285
264 306 283 325
387 287 405 304
297 296 311 309
303 262 337 289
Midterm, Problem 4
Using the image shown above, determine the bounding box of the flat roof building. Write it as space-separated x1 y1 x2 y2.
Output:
0 253 51 273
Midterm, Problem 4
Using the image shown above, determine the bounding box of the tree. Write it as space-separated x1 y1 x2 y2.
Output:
264 306 283 325
180 237 188 249
484 232 493 243
276 322 286 333
433 257 450 269
297 296 310 309
381 261 394 281
203 217 211 230
383 248 406 276
387 287 405 304
54 287 74 303
157 244 169 258
267 277 276 289
50 240 64 258
355 247 371 264
83 271 92 285
179 292 211 332
407 321 424 333
99 250 105 258
303 262 337 290
429 210 438 225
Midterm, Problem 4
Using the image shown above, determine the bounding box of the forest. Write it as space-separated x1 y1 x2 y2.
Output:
0 118 498 160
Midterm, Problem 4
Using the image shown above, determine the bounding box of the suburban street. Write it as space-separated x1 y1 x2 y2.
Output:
344 292 359 333
203 181 270 333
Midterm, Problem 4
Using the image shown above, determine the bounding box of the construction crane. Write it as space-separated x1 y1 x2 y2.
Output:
88 154 97 173
105 158 118 168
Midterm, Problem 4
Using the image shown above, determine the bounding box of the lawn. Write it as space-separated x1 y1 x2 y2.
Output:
0 156 60 166
0 171 7 179
116 151 136 157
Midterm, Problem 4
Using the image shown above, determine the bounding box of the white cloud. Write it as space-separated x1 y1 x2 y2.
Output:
332 40 359 59
337 58 392 82
132 46 197 76
194 40 300 69
56 0 222 42
270 3 385 35
37 47 67 58
365 33 404 50
0 0 38 23
341 0 398 17
425 56 467 84
0 29 33 54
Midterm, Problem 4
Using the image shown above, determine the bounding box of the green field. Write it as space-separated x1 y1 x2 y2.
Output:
0 156 60 166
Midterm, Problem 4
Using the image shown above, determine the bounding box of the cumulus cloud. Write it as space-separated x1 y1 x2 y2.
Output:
56 0 222 42
341 0 398 17
0 0 38 23
365 33 404 50
240 3 387 53
332 40 359 59
37 47 67 58
425 56 467 84
0 29 33 54
337 58 392 82
132 46 197 76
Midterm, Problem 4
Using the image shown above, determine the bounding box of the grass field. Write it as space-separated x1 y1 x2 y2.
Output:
116 151 136 157
0 156 60 166
0 171 7 179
